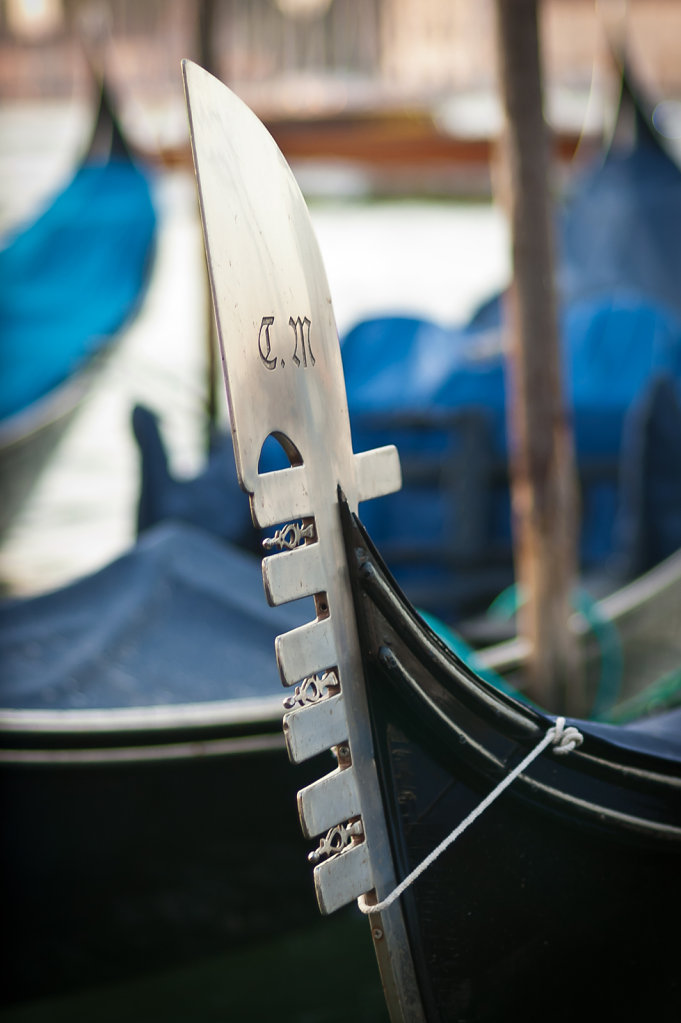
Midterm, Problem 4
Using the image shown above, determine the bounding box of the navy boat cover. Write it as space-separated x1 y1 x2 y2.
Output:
0 523 308 711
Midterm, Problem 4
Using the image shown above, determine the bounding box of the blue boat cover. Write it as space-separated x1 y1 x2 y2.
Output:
338 103 681 615
580 706 681 763
127 300 681 622
0 156 157 422
561 122 681 320
0 523 309 711
468 101 681 330
345 301 681 578
132 404 260 553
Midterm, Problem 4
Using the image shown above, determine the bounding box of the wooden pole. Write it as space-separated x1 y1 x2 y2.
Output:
197 0 220 449
494 0 583 715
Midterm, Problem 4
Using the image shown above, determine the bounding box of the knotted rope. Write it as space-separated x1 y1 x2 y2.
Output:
358 717 583 916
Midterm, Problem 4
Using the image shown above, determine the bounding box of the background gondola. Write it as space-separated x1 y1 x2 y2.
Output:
0 76 157 540
0 523 328 1004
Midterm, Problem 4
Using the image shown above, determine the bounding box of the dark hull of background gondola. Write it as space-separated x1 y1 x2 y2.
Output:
0 729 329 1005
0 80 157 541
0 523 328 1005
341 503 681 1022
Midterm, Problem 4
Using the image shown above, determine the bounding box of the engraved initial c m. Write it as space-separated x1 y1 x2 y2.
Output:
289 316 314 367
258 316 277 370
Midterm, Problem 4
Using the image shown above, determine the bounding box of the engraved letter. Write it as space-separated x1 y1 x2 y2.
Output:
258 316 277 370
289 316 315 368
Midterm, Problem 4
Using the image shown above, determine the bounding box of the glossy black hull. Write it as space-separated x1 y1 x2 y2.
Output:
1 725 329 1005
341 503 681 1022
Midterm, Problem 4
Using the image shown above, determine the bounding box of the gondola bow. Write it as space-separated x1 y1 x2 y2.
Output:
183 62 681 1023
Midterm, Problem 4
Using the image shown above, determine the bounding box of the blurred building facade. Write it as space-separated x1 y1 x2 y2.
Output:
1 0 680 110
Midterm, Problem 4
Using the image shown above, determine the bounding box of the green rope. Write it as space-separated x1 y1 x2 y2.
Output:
486 583 624 718
417 608 534 704
599 665 681 724
422 590 681 725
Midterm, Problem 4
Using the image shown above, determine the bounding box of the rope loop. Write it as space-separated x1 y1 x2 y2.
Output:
550 716 584 755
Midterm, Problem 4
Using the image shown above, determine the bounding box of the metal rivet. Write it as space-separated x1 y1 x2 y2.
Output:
372 927 384 941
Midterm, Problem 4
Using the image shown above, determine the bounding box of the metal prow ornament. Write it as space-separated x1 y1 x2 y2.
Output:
182 61 425 1021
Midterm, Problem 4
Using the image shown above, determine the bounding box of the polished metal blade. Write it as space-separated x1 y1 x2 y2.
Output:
183 59 389 518
183 61 423 1021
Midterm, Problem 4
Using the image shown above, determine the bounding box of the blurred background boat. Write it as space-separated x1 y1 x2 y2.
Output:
344 63 681 625
0 72 157 541
0 522 330 1004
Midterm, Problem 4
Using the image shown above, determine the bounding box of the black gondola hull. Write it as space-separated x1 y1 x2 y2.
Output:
342 503 681 1022
1 737 329 1004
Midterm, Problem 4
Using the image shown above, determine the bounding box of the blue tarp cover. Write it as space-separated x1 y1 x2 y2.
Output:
0 523 309 711
0 157 157 421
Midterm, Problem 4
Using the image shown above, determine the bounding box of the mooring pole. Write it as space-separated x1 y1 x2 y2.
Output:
494 0 583 714
197 0 220 449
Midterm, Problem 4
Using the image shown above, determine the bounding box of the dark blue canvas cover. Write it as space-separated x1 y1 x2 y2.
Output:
0 523 308 711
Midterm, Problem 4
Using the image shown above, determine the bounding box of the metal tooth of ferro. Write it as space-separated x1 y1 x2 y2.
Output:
249 465 312 531
283 693 349 763
275 617 337 689
262 544 326 607
297 764 361 838
313 839 373 916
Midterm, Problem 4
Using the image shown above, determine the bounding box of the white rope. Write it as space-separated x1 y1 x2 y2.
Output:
358 717 583 916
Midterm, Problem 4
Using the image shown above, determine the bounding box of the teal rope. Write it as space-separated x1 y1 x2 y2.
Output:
417 608 534 705
486 583 624 718
601 665 681 724
573 588 623 718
